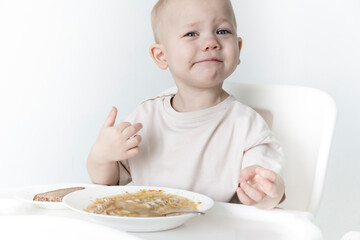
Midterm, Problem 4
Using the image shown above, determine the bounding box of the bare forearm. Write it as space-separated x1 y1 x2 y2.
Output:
87 154 119 185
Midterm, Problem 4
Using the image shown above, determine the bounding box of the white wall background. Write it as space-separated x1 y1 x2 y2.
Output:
0 0 359 239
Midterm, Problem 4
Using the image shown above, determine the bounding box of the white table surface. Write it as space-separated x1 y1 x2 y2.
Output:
0 187 323 240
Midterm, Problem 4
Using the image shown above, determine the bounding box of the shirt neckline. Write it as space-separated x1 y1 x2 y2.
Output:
163 94 235 122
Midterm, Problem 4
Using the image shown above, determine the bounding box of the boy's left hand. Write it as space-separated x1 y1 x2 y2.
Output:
236 165 285 209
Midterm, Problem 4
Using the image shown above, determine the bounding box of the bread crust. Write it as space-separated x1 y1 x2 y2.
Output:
33 187 85 202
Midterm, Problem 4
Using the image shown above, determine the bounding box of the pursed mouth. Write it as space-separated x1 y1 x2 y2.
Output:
195 58 222 64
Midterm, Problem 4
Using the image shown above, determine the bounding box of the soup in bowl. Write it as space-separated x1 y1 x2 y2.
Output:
84 189 201 217
63 186 214 232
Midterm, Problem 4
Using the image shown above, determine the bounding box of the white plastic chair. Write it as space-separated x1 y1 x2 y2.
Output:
341 232 360 240
222 82 337 216
160 82 336 216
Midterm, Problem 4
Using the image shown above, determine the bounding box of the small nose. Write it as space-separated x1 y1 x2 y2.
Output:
202 37 220 51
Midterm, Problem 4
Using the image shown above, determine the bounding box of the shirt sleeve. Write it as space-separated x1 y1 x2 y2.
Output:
241 112 285 177
118 160 132 185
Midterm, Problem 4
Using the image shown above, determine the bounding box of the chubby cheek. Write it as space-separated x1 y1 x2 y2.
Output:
226 43 240 66
168 46 195 70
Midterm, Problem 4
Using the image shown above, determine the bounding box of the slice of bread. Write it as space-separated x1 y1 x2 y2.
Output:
33 187 85 202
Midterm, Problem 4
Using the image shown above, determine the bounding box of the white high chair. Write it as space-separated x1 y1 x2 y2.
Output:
341 232 360 240
161 81 336 216
223 82 337 216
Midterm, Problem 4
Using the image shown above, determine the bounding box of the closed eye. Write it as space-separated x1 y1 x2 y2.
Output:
217 29 231 35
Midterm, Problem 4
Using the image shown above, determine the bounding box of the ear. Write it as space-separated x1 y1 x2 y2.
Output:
149 43 168 70
237 37 242 65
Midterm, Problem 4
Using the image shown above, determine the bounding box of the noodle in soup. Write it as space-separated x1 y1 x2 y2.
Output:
84 189 200 217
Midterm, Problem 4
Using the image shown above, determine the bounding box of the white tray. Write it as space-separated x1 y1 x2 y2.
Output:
133 202 323 240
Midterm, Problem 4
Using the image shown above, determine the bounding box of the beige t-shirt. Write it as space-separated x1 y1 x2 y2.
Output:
118 94 284 202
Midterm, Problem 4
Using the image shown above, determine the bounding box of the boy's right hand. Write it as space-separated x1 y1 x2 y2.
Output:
90 106 143 163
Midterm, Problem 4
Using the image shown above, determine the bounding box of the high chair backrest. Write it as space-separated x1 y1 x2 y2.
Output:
222 82 337 215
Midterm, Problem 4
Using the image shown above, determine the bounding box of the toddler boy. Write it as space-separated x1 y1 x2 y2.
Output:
87 0 285 209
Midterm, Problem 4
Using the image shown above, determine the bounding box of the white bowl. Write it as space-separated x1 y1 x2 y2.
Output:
63 185 214 232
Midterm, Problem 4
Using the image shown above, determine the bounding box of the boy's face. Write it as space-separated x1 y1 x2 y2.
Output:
156 0 241 90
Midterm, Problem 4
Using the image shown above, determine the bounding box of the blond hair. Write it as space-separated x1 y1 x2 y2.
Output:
151 0 237 43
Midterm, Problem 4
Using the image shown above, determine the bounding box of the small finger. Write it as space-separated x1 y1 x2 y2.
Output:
125 134 142 149
102 106 117 128
256 167 277 182
116 122 132 132
236 188 254 205
240 181 265 203
258 176 280 198
239 165 258 182
122 123 143 138
125 147 140 159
